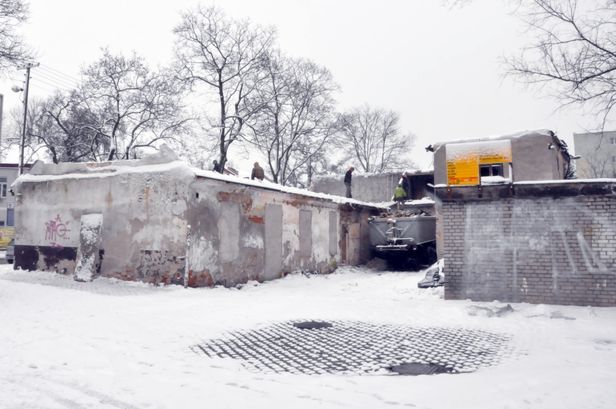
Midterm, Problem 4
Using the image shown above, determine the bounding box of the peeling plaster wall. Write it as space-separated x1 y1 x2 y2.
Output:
15 166 192 284
15 160 377 287
186 178 353 287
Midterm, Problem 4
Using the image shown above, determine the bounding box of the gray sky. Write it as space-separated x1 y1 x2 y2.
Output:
0 0 601 169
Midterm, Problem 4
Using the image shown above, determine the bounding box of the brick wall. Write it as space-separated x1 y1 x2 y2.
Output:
435 182 616 306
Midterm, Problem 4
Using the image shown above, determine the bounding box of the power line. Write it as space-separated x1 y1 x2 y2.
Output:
34 70 76 89
29 79 69 94
38 68 78 88
39 63 79 83
30 76 72 92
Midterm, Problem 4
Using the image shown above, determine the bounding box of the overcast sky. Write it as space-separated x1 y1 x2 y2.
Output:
0 0 601 169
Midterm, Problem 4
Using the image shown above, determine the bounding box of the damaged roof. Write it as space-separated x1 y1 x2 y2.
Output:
426 129 560 152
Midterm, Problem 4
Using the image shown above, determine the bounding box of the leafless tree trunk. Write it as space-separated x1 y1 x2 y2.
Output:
336 106 415 173
173 5 275 172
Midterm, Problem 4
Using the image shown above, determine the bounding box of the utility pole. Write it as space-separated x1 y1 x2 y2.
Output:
18 62 39 175
0 94 4 149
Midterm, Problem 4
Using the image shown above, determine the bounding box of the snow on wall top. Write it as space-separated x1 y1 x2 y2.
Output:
313 168 434 183
192 169 387 209
13 147 387 210
431 129 554 152
432 178 616 188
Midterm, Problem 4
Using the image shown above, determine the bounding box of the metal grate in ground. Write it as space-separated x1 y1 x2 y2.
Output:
192 320 513 375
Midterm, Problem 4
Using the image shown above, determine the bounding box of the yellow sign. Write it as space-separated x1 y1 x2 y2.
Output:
0 227 15 248
446 140 512 186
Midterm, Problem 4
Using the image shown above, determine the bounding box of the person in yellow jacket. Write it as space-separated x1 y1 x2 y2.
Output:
393 184 406 210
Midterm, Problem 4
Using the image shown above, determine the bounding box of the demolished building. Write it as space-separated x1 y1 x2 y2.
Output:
12 147 382 287
431 130 616 306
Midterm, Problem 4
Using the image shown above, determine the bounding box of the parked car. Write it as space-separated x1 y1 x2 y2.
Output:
6 238 14 264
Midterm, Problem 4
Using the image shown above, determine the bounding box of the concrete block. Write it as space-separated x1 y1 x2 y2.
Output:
74 214 103 282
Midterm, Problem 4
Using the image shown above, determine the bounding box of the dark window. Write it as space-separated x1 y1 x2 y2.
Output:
0 177 7 198
6 208 14 226
480 164 504 177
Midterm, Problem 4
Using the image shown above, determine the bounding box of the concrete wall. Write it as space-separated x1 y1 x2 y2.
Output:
14 157 378 287
14 163 193 282
435 182 616 306
184 176 357 286
433 131 569 185
574 131 616 178
311 172 433 202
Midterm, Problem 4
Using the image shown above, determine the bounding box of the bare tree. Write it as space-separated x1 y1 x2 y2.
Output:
6 93 111 164
0 0 31 70
80 50 191 160
33 93 108 163
173 5 275 172
8 50 192 163
507 0 616 124
336 106 415 173
246 51 338 185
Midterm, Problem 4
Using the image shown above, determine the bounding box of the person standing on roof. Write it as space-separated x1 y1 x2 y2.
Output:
212 160 222 173
393 183 407 210
251 162 265 181
344 166 354 198
400 171 412 200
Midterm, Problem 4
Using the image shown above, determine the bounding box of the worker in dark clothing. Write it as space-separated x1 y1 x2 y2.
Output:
251 162 265 181
400 171 412 200
344 166 354 198
212 160 222 173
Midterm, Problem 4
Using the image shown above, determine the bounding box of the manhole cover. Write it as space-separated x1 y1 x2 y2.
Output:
293 320 332 330
192 320 513 375
389 362 453 376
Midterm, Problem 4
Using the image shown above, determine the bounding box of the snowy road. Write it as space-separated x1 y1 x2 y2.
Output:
1 265 615 409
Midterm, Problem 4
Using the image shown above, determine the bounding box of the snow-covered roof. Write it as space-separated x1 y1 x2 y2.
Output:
429 129 555 151
14 146 388 210
192 168 387 209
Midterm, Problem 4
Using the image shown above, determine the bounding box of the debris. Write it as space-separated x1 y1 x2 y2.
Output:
549 311 575 320
417 259 445 288
467 304 515 318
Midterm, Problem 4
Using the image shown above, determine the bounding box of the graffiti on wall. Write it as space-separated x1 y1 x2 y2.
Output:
463 199 614 283
45 214 71 248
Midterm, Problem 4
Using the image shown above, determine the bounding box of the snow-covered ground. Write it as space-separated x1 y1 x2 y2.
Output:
1 264 615 409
